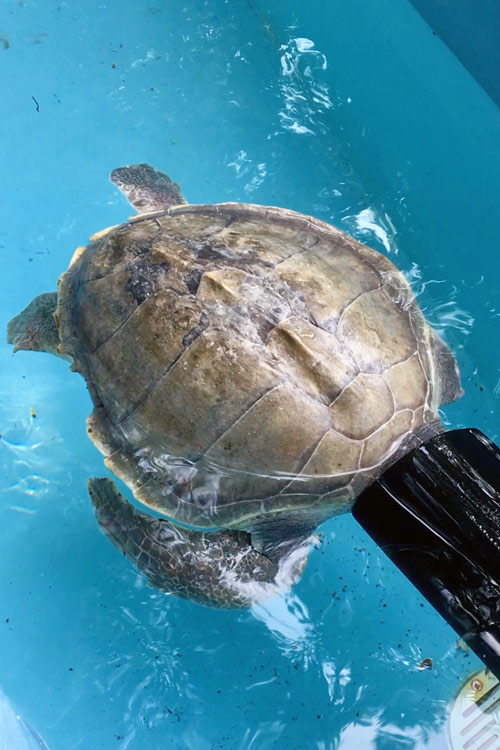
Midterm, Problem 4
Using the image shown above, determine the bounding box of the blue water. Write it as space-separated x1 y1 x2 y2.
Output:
1 0 499 748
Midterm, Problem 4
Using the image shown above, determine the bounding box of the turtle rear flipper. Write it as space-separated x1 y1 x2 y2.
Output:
6 291 62 357
110 163 187 213
88 478 309 609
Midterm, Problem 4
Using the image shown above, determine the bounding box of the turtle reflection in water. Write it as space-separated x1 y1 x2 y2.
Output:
7 164 462 608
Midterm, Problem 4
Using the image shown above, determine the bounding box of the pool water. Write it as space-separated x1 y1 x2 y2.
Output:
1 0 499 748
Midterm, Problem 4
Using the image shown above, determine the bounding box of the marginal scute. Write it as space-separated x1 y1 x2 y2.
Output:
86 409 114 457
55 270 77 359
329 373 395 440
69 245 87 269
90 224 119 242
105 449 151 495
133 478 178 517
317 489 354 515
429 328 464 405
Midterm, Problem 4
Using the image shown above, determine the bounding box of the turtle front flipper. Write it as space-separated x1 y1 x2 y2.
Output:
6 291 62 357
110 163 187 213
88 478 309 609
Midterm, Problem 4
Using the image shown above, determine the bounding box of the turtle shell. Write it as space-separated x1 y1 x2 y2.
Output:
56 203 461 529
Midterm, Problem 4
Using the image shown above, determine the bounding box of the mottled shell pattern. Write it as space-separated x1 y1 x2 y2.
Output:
56 203 459 530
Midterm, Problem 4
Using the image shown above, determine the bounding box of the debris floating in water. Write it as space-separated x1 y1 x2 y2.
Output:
31 96 40 112
418 657 433 671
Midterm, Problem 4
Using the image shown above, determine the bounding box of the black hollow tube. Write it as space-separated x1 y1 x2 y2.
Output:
352 428 500 678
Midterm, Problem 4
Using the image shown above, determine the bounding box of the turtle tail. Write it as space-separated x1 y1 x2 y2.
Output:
6 292 61 357
88 478 308 608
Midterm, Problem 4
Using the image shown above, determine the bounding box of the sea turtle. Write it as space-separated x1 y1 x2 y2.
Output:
7 164 462 608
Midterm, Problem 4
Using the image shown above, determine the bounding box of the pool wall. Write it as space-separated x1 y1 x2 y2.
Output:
409 0 500 106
